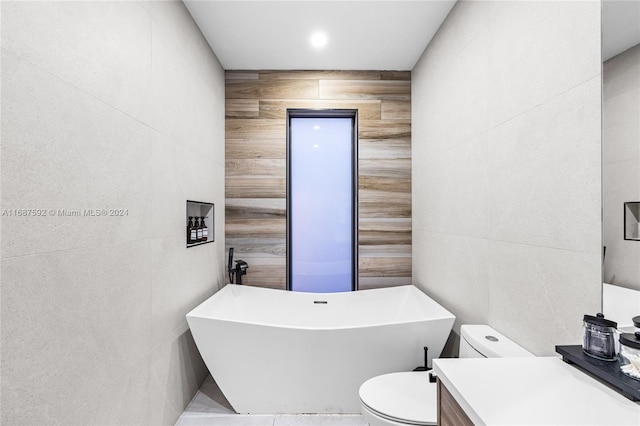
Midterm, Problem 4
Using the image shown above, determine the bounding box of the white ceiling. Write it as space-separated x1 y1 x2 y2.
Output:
602 0 640 61
184 0 456 70
185 0 640 70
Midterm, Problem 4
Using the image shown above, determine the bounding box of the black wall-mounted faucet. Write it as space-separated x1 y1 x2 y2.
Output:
228 247 248 284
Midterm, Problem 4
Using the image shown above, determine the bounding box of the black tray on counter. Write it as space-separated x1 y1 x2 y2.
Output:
556 345 640 401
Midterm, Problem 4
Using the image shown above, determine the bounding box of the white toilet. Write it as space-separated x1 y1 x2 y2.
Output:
359 325 534 426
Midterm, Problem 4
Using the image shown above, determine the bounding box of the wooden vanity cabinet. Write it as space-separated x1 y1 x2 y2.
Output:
437 378 475 426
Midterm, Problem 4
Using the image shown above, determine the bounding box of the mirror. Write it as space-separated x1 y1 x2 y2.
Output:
601 1 640 300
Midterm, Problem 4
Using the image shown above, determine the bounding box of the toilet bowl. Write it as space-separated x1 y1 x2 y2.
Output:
360 371 436 426
359 325 533 426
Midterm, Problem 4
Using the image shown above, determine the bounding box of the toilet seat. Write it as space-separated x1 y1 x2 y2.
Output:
359 372 436 426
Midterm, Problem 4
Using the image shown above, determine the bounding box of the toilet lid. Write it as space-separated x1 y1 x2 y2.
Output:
359 372 436 426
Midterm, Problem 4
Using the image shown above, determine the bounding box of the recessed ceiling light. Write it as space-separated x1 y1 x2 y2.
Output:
313 125 321 130
310 32 327 48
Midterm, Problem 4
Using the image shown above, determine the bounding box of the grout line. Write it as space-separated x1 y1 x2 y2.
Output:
412 229 602 256
489 72 602 130
603 157 640 166
0 233 192 261
1 47 225 168
1 48 152 135
1 237 152 261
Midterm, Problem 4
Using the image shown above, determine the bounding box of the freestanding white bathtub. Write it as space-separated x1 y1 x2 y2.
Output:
186 284 455 414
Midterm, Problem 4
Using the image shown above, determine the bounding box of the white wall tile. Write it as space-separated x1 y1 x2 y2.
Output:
60 356 154 426
151 234 221 348
602 44 640 291
1 0 152 120
603 160 640 290
1 241 152 425
141 21 225 166
412 0 602 356
412 230 490 331
147 130 224 241
1 52 153 258
413 133 488 238
148 329 209 425
604 257 640 291
1 1 225 424
419 0 489 73
411 25 489 156
487 241 601 356
603 87 640 165
487 0 601 127
140 0 223 86
488 77 601 253
603 43 640 100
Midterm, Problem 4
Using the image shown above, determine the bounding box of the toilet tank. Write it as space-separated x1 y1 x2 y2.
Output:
460 325 534 358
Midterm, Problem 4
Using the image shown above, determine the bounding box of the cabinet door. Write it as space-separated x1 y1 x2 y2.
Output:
437 379 475 426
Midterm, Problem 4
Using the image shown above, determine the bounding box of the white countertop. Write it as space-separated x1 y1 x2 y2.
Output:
433 357 640 425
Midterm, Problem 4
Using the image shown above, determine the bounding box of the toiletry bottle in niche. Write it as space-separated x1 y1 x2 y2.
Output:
196 217 203 242
202 216 208 242
188 216 197 244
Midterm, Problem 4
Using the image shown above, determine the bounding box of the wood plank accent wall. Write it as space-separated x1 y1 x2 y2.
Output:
225 70 411 290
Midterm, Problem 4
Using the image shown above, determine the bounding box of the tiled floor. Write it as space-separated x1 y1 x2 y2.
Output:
175 376 368 426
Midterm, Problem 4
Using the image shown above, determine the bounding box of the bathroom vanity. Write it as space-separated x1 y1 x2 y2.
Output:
434 357 640 425
437 378 473 426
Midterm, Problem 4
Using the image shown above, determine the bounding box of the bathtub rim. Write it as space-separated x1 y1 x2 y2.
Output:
186 284 455 331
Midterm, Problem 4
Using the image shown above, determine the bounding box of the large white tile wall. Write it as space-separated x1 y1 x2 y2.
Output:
412 0 602 356
1 1 225 424
603 43 640 291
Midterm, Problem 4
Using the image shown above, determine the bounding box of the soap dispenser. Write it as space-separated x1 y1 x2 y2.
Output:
196 217 203 242
187 216 196 244
202 216 209 242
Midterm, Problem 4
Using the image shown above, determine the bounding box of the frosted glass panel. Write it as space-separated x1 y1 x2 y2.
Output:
290 117 353 293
